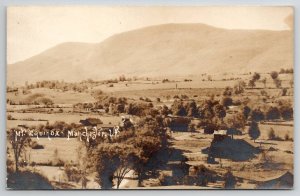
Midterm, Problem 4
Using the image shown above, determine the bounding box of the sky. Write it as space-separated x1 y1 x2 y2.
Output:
7 6 293 64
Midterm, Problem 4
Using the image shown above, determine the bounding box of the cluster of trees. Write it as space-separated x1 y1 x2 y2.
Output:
73 96 128 114
23 80 90 93
85 115 168 188
170 98 227 120
279 68 293 74
73 95 161 117
270 71 282 88
7 129 32 172
250 104 293 122
8 93 54 106
248 72 260 88
246 103 293 142
247 70 293 89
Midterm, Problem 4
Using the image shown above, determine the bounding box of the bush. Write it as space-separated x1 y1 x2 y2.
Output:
7 114 15 120
284 133 291 141
144 97 152 102
31 141 44 149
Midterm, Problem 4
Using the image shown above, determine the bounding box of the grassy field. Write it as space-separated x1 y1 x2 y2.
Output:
28 138 81 165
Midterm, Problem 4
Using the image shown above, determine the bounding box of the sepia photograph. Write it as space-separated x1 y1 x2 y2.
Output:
6 6 294 190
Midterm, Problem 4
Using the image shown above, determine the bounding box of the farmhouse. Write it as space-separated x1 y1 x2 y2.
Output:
227 105 239 114
213 130 230 142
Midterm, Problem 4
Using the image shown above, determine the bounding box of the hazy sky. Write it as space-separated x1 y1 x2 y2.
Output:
7 6 293 64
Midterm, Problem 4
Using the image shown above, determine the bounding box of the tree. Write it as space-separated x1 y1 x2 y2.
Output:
289 79 294 88
222 97 233 108
266 106 280 120
250 108 265 122
270 71 281 88
171 100 187 116
274 78 282 88
234 80 246 94
270 71 279 80
7 128 31 172
223 86 232 96
186 101 198 117
261 78 267 88
128 135 161 186
243 105 251 120
248 79 256 88
279 105 293 120
92 144 139 189
248 73 261 89
224 169 236 189
213 104 226 121
253 72 261 81
226 113 245 138
160 105 170 116
248 121 260 142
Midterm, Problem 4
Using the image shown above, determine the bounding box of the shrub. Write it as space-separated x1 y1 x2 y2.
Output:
144 97 152 102
284 133 290 141
7 114 14 120
31 141 44 149
162 79 169 83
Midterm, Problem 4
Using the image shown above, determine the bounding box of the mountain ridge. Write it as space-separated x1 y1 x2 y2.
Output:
8 23 293 85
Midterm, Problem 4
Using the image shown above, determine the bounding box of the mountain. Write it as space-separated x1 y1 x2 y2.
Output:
7 23 293 85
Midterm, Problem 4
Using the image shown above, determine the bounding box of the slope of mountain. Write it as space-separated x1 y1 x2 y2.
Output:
7 23 293 84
